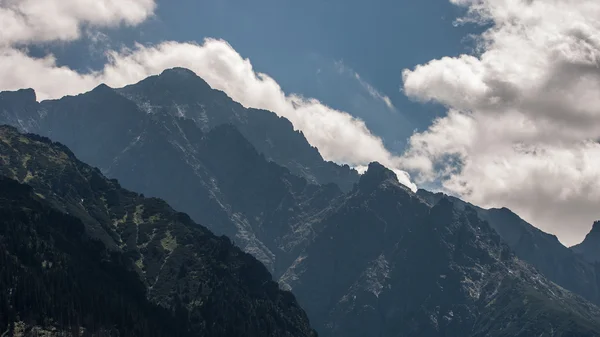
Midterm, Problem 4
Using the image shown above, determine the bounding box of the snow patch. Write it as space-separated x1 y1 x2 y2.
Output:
173 103 187 118
231 213 276 272
279 254 308 291
364 254 390 298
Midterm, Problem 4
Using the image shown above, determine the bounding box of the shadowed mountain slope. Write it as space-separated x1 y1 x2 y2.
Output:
117 67 359 191
417 189 600 307
0 125 317 337
281 163 600 337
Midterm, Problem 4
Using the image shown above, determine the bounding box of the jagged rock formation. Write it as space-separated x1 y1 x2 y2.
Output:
282 163 600 337
117 67 359 191
0 125 317 337
418 189 600 306
572 221 600 263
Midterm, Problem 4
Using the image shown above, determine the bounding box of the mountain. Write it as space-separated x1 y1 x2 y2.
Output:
118 67 359 191
572 221 600 263
0 125 317 337
0 81 345 275
418 189 600 307
4 75 600 336
281 163 600 337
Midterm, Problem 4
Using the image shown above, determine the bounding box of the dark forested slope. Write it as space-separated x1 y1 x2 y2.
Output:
0 177 189 336
0 125 316 337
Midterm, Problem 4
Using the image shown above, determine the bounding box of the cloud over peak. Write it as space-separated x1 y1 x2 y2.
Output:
402 0 600 245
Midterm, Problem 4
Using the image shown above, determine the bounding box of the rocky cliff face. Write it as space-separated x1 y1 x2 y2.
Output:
117 67 358 191
418 189 600 307
0 125 317 337
282 163 600 337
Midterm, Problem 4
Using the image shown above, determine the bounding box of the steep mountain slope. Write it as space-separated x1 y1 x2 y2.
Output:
282 163 600 337
418 189 600 306
0 84 344 274
0 125 317 337
0 177 188 337
572 222 600 263
117 67 359 191
104 117 343 274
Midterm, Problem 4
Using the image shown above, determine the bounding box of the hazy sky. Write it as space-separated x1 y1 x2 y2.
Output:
2 0 600 246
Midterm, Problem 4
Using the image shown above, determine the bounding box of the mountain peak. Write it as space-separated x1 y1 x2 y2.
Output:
357 162 399 190
125 67 212 95
580 221 600 241
90 83 113 94
591 220 600 234
160 67 198 78
156 67 210 88
571 220 600 263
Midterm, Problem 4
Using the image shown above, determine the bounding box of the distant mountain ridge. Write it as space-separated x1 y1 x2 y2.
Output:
572 221 600 264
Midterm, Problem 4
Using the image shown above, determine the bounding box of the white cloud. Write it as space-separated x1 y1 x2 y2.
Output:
0 0 155 46
0 1 416 191
402 0 600 245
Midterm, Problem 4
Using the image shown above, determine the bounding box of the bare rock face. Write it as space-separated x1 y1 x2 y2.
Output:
118 67 359 191
418 189 600 307
282 164 600 337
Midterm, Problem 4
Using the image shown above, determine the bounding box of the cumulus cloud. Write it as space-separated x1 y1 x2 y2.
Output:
0 1 416 191
0 0 155 46
402 0 600 245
